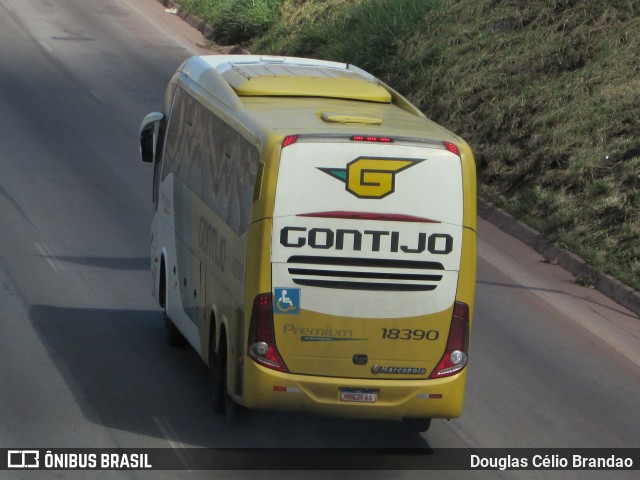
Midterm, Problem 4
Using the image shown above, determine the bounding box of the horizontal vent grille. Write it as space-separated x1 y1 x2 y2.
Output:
286 256 444 291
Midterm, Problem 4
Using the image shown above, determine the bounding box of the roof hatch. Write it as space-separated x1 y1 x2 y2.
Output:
221 63 392 103
320 112 383 125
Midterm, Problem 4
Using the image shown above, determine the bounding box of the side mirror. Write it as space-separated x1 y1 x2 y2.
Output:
139 112 165 163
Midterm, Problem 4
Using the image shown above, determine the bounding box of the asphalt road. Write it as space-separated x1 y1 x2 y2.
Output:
0 0 638 478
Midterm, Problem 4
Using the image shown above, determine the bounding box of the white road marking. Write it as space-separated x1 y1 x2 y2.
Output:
89 89 105 105
34 242 65 273
152 416 196 471
38 40 53 53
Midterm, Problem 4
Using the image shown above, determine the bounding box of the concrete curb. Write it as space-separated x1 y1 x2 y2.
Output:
152 0 640 319
155 0 212 37
478 199 640 318
154 0 250 54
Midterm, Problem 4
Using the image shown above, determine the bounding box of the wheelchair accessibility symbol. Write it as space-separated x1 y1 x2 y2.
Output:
274 288 301 315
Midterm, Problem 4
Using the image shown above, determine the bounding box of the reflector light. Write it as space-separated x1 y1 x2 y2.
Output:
298 211 440 223
430 302 469 378
351 135 393 143
282 135 298 148
272 386 300 393
248 293 288 372
443 141 460 156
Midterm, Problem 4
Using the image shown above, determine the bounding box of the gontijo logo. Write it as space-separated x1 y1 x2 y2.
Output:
319 157 423 199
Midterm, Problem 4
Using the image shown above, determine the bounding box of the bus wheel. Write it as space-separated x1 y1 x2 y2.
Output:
210 339 228 414
164 311 186 347
401 418 431 433
210 339 244 423
160 261 185 347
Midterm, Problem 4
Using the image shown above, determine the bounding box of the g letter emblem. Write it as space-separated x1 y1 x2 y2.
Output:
319 157 422 199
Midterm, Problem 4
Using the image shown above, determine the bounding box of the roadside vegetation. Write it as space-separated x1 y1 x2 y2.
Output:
176 0 640 291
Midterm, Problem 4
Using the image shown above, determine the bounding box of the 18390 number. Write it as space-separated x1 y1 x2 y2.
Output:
381 328 439 341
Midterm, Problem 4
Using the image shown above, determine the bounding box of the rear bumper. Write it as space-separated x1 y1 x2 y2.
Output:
239 360 467 420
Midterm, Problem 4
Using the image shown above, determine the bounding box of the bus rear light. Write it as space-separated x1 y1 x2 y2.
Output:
443 141 460 156
282 135 298 148
248 293 288 372
351 135 393 143
429 302 469 378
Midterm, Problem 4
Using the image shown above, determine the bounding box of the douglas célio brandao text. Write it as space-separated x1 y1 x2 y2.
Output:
470 453 635 470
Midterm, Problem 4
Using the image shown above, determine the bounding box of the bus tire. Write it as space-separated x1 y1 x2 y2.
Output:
401 418 431 433
210 336 228 414
164 312 186 347
210 335 245 423
160 260 186 347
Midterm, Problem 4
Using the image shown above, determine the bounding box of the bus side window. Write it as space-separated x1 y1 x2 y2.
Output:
160 87 259 233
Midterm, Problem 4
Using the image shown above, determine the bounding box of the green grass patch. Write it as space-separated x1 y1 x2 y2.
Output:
179 0 281 44
176 0 640 291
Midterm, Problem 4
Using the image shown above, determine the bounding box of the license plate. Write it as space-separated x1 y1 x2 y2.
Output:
340 388 378 403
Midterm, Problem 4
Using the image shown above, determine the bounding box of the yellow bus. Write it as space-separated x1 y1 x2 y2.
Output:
139 55 476 431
